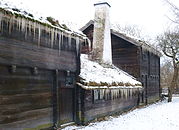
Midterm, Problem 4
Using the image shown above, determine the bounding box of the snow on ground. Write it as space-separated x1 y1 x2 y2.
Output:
63 97 179 130
80 54 142 88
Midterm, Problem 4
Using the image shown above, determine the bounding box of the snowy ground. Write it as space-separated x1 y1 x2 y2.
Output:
63 96 179 130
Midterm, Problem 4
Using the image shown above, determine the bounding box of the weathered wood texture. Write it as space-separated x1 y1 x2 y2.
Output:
0 37 77 72
111 34 140 78
0 15 80 72
0 65 53 129
58 71 75 124
80 88 139 124
140 49 160 103
81 25 160 105
0 13 80 128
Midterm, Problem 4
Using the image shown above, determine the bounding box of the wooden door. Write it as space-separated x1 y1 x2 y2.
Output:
58 71 74 124
59 87 74 124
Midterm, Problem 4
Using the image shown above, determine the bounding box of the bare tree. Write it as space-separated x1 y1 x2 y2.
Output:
161 61 173 89
157 29 179 102
114 24 143 39
114 24 155 45
165 0 179 24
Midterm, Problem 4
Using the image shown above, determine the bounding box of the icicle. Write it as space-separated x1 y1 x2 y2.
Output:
125 89 128 99
28 20 32 37
8 17 13 34
54 29 58 45
120 89 123 99
87 38 92 51
117 89 119 98
0 12 3 32
61 31 64 48
17 18 21 31
58 32 61 54
33 22 36 40
38 24 41 47
114 89 117 99
114 90 116 99
25 19 28 39
21 18 26 32
130 89 133 98
75 37 80 55
100 89 105 99
114 89 116 99
51 28 54 48
105 89 110 100
68 34 72 50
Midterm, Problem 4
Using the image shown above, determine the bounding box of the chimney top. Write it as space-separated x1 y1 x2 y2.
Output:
94 2 111 7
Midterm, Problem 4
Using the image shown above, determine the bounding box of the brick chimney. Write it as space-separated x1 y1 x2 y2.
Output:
92 1 112 64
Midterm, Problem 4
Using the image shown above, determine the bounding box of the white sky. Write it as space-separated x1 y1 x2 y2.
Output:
2 0 179 37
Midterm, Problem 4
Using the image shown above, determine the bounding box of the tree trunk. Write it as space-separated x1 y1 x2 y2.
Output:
168 66 178 102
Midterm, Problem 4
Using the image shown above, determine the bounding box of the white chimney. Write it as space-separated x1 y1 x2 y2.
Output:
92 1 112 64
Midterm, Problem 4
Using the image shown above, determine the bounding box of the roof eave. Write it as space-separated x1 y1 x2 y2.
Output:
80 20 94 32
80 21 162 57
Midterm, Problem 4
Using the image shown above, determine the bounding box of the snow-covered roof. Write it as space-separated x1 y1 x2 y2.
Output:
80 20 162 57
0 0 87 40
78 54 142 90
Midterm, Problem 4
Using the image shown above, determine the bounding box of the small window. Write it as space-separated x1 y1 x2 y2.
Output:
65 71 74 86
66 76 73 86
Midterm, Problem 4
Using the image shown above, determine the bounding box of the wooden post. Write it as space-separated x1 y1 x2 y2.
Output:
53 69 60 129
56 69 60 128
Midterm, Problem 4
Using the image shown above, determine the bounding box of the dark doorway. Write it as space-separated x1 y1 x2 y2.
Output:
58 71 74 124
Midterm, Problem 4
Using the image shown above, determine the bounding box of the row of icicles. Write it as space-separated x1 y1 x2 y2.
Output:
0 12 91 55
95 88 139 100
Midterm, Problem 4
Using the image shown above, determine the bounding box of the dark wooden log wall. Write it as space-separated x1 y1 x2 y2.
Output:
81 22 160 114
111 34 140 78
79 88 139 124
81 26 140 78
0 12 81 128
0 65 54 129
0 14 80 72
140 49 160 103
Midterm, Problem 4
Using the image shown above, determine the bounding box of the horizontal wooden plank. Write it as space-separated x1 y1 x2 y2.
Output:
0 107 53 125
0 37 77 71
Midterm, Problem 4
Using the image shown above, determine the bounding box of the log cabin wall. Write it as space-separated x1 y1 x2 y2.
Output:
81 25 140 78
111 34 140 78
78 88 140 124
0 65 54 129
0 11 81 129
140 49 160 104
81 23 160 105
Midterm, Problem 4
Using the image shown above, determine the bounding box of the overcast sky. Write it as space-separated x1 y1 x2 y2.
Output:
2 0 179 37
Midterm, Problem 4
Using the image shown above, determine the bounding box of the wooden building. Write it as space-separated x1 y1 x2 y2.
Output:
80 20 161 105
0 7 86 129
0 1 159 129
76 54 142 124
